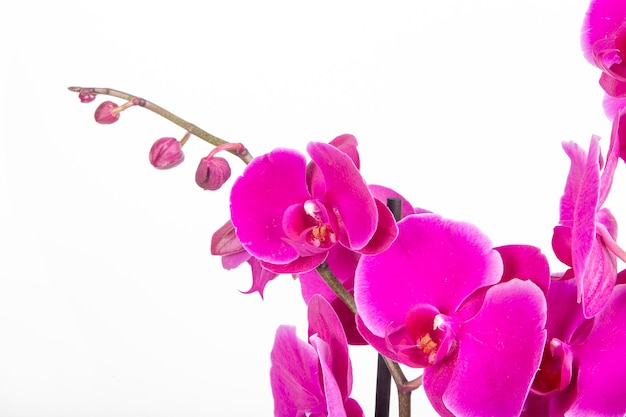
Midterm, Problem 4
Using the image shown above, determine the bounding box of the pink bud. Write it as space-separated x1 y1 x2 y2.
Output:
94 101 120 124
149 137 185 169
78 88 96 103
195 156 231 191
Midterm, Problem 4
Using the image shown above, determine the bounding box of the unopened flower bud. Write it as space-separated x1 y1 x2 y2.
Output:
149 137 185 169
94 101 121 124
195 156 231 191
78 88 96 103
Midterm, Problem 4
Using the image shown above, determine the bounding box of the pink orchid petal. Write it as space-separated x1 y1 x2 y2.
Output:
307 142 378 250
230 148 311 264
239 257 279 299
355 214 502 336
310 336 348 417
306 134 360 198
581 0 626 64
356 197 398 255
552 225 573 267
270 325 324 417
581 234 618 318
496 244 551 296
569 284 626 416
308 295 351 399
425 279 547 417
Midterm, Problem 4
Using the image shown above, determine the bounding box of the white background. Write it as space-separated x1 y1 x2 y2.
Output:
1 1 623 416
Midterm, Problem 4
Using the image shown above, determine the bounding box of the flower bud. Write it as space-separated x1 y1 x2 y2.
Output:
94 101 120 124
195 156 231 191
149 137 185 169
78 88 96 103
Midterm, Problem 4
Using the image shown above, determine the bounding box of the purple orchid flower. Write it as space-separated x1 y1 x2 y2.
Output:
210 219 278 298
270 294 364 417
522 279 626 417
551 131 626 318
230 136 397 274
354 213 547 417
582 0 626 116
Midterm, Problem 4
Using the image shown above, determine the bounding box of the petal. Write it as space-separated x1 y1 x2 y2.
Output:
270 325 324 417
307 142 378 250
310 336 348 417
581 0 626 64
210 219 244 256
230 148 311 264
354 214 503 336
425 279 547 417
552 225 573 267
496 244 551 296
239 257 279 299
569 284 626 416
356 197 398 255
544 279 587 344
581 234 618 318
306 134 360 197
308 295 351 399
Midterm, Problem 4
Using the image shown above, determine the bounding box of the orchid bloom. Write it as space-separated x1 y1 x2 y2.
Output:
354 214 547 417
230 135 397 274
552 129 626 317
210 219 278 298
523 279 626 417
582 0 626 116
270 294 364 417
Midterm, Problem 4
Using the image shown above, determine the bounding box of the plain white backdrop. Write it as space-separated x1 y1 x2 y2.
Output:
1 1 623 416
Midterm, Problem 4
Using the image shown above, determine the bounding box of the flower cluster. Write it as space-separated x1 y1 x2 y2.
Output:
69 0 626 416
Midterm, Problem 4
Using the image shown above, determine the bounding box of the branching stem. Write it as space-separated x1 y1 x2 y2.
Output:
68 86 254 165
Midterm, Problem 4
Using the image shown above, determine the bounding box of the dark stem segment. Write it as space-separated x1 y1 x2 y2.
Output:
375 198 403 417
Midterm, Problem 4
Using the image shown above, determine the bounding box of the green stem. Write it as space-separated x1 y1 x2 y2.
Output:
68 86 253 165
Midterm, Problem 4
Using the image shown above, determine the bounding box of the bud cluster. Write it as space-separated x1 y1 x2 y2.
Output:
69 87 246 191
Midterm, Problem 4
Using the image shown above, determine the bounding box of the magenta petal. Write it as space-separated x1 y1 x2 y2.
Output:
239 257 278 299
307 142 377 250
568 285 626 416
581 235 618 317
552 225 573 267
230 148 311 264
355 214 502 336
581 0 626 64
496 244 551 296
357 198 398 255
425 279 547 417
309 336 348 417
270 325 324 417
308 295 351 399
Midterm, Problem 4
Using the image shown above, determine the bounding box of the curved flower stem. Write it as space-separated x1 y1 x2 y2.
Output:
315 263 411 417
68 86 254 165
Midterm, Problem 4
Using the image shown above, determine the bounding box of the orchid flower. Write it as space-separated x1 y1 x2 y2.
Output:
230 136 397 274
552 127 626 318
270 294 364 417
582 0 626 116
354 213 547 417
523 279 626 417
